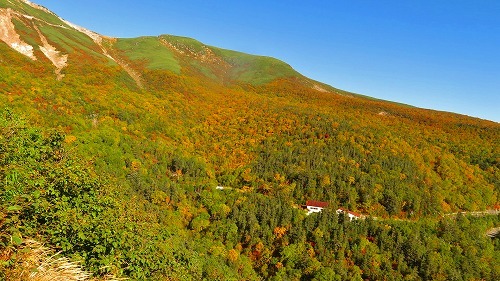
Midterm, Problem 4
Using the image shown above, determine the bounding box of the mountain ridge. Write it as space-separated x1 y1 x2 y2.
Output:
2 0 498 123
1 0 386 105
0 0 312 88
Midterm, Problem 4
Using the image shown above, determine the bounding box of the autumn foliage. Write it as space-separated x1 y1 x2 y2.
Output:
0 5 499 278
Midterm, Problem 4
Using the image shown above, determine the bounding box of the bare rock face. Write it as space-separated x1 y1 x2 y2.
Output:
34 26 68 80
0 8 36 60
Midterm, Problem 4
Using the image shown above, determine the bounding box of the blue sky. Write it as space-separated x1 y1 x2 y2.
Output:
35 0 500 122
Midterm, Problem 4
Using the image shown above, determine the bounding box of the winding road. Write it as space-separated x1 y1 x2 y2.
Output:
444 210 500 217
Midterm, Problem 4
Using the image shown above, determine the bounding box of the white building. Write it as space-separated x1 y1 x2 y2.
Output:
305 200 329 215
336 208 362 221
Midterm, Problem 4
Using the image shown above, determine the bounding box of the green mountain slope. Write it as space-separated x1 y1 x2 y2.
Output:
1 0 499 280
114 34 304 85
0 0 306 87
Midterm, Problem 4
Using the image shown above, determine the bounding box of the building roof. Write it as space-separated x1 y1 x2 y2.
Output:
337 208 362 218
306 200 329 208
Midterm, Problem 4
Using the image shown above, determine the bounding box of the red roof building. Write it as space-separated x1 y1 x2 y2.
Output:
306 200 329 208
305 200 329 215
336 208 362 220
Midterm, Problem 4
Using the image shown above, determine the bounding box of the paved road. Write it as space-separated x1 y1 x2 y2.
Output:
444 210 500 217
371 210 500 237
443 210 500 238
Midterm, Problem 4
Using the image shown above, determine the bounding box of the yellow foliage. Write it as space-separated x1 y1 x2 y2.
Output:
64 135 77 144
348 176 355 185
131 161 141 171
273 226 287 239
320 174 331 187
228 249 239 263
275 262 283 270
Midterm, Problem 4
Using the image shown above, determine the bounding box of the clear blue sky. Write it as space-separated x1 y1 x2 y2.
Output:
35 0 500 122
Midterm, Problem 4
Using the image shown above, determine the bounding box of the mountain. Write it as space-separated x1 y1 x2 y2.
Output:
0 0 330 88
1 1 499 280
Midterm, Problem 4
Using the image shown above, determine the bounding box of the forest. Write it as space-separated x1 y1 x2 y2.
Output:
0 108 498 280
0 1 499 278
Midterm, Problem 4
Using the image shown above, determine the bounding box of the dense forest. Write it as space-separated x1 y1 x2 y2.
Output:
1 0 499 279
1 109 499 280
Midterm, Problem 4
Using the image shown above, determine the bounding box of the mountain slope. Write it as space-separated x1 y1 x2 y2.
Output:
0 0 337 91
0 0 497 214
1 0 499 280
114 34 304 85
0 0 109 68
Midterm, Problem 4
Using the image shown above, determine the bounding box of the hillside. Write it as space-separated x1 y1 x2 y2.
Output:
1 0 499 280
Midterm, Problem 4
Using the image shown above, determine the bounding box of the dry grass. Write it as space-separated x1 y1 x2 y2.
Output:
2 239 124 281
